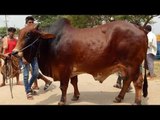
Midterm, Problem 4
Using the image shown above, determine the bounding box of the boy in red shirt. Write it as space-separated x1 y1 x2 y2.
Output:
2 27 17 54
0 27 22 87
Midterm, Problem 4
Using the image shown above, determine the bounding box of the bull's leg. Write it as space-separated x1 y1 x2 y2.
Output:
0 74 6 87
59 78 70 105
16 74 23 85
132 73 143 105
114 67 135 103
70 75 80 101
114 67 141 105
114 76 132 103
58 66 71 105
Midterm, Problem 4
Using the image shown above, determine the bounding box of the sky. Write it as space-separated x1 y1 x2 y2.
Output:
0 15 30 29
0 15 160 34
150 16 160 34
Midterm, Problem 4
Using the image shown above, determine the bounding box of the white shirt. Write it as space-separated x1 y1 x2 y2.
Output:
147 31 157 56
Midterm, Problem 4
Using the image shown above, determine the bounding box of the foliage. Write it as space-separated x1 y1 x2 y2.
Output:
0 27 20 38
112 15 156 26
67 15 115 28
0 27 7 37
32 15 64 29
31 15 157 29
67 15 90 28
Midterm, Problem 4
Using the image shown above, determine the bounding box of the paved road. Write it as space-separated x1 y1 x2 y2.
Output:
0 73 159 105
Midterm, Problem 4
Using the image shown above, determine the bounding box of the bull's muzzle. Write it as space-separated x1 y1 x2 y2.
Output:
11 50 23 58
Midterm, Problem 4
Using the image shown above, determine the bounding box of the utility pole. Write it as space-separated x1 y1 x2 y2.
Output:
5 15 8 35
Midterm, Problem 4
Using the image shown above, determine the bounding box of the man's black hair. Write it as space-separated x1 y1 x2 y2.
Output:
25 16 34 24
8 27 16 32
145 25 152 32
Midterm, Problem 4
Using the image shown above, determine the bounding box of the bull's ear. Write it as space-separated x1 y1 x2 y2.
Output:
40 32 56 39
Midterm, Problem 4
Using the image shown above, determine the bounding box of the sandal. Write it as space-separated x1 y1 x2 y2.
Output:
44 81 52 90
27 92 33 100
32 86 40 90
113 83 121 89
30 89 38 95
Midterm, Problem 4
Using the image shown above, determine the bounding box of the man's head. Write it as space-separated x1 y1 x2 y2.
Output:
8 27 16 38
145 25 152 32
25 16 34 25
8 27 16 33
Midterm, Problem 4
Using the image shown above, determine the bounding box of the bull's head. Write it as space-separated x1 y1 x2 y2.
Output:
13 24 55 62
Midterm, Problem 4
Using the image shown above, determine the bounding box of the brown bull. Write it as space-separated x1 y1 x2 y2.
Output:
13 18 148 105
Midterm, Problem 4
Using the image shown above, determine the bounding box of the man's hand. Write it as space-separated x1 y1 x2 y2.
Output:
4 53 11 60
11 51 18 55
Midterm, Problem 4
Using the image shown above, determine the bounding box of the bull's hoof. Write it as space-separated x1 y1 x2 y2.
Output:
71 95 80 101
113 96 122 103
132 103 142 105
58 101 66 105
132 102 141 105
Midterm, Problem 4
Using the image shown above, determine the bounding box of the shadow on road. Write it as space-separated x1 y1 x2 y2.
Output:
35 91 136 105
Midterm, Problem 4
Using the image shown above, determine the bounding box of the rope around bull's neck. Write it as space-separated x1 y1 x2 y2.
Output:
12 37 40 55
19 37 40 52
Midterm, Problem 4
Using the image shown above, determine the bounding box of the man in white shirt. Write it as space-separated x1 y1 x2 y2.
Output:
145 25 157 79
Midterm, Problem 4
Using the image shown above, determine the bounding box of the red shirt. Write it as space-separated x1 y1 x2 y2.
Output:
4 38 17 54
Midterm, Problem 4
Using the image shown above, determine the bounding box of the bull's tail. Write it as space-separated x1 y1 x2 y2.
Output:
143 58 148 97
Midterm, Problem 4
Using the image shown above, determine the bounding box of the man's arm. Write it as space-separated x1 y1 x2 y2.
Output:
2 37 8 54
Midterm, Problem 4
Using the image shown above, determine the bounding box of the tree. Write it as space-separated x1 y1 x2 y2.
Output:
0 27 20 38
32 15 65 29
67 15 91 28
0 27 7 37
31 15 158 29
111 15 157 26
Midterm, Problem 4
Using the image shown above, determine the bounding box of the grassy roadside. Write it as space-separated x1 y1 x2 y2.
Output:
154 60 160 78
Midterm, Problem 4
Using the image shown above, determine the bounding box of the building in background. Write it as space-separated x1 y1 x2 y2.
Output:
156 34 160 59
